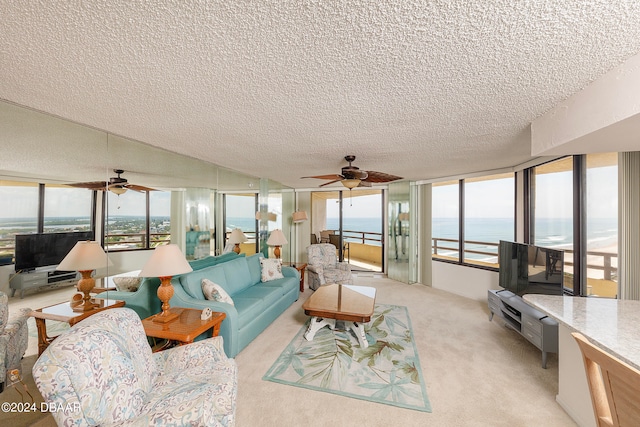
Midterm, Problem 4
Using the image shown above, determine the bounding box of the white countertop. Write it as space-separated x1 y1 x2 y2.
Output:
523 294 640 370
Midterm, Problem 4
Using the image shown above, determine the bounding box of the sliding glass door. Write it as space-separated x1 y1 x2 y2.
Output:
311 189 383 272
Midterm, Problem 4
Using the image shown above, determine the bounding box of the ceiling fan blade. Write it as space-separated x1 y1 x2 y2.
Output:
66 181 108 190
362 171 403 183
125 184 156 192
319 180 341 187
358 180 372 187
302 174 343 180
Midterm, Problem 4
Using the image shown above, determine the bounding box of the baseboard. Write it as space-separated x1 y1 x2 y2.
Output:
556 394 594 427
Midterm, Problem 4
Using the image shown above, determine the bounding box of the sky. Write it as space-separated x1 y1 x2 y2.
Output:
0 165 617 220
432 166 617 219
0 186 171 218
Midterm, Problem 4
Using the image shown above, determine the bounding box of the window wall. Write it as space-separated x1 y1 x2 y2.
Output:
531 157 574 291
224 193 258 255
529 154 618 297
432 181 460 260
586 153 618 297
43 186 92 233
432 174 515 268
0 182 39 264
464 173 515 266
105 190 147 250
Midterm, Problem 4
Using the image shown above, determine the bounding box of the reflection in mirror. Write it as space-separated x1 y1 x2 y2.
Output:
0 99 291 300
388 181 412 283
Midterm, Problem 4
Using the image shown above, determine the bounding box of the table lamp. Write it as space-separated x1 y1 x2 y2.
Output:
140 244 193 323
228 228 248 254
57 241 113 312
267 229 288 259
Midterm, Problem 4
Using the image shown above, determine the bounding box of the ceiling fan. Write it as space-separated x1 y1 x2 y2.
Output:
67 169 155 194
303 155 403 188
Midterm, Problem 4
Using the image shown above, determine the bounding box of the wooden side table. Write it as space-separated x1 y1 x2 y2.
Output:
284 262 307 292
141 307 225 352
30 298 126 356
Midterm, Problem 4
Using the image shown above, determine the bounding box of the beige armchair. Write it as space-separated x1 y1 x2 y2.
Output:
306 243 353 291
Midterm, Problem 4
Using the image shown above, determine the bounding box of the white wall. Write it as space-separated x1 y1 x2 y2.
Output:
432 261 499 301
532 51 640 156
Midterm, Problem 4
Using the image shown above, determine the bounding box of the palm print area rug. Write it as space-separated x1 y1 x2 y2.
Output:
263 304 431 412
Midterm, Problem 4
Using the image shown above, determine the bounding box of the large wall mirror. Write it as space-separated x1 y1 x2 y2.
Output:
0 99 282 296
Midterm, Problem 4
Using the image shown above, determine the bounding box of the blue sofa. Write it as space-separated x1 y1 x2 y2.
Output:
104 252 299 358
104 252 239 320
172 253 300 357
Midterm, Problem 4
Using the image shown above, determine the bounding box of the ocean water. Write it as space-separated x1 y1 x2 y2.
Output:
434 217 618 260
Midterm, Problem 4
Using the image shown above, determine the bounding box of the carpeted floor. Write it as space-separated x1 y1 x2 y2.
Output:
0 355 53 427
235 275 576 426
264 303 431 412
2 275 577 426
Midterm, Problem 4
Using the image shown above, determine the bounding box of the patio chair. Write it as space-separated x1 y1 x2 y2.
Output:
0 291 30 393
306 243 353 291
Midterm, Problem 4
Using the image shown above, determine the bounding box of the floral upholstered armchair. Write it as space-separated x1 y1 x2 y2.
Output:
33 308 238 426
306 243 353 291
0 291 30 393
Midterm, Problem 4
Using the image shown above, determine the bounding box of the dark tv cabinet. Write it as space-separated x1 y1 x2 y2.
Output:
9 267 78 298
488 289 558 368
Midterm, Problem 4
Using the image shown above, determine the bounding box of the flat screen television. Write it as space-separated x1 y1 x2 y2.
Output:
14 231 95 271
498 240 565 296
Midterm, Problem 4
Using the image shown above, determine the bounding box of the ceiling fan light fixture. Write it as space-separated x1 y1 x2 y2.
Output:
341 179 361 189
110 185 127 195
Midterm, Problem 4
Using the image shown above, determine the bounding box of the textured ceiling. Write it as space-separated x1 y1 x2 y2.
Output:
2 1 640 188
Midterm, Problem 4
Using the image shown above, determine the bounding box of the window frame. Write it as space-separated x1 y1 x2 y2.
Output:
431 173 516 272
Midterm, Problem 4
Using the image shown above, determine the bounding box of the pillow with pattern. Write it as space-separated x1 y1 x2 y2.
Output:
112 276 142 292
201 278 234 306
260 258 284 282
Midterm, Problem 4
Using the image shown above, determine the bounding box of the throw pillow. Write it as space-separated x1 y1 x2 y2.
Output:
260 258 284 282
201 278 234 306
112 276 142 292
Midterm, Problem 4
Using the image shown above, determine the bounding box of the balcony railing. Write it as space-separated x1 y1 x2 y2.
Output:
105 232 171 250
432 237 618 281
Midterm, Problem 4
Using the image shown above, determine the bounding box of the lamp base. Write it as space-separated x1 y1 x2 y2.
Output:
72 271 99 312
151 310 180 323
72 300 99 312
153 276 179 323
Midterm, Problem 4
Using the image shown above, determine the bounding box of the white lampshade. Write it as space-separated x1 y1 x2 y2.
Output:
267 229 288 246
292 211 308 223
57 241 113 271
341 179 361 189
110 185 127 195
140 244 193 278
228 228 248 244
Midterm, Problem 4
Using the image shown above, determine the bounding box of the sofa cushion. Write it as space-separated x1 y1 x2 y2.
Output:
260 258 284 282
179 264 228 300
258 277 299 296
202 279 234 306
220 257 254 296
232 297 264 328
238 286 285 308
246 254 262 285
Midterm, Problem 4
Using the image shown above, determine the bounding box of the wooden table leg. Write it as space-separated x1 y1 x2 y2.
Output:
299 266 306 292
35 318 51 356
